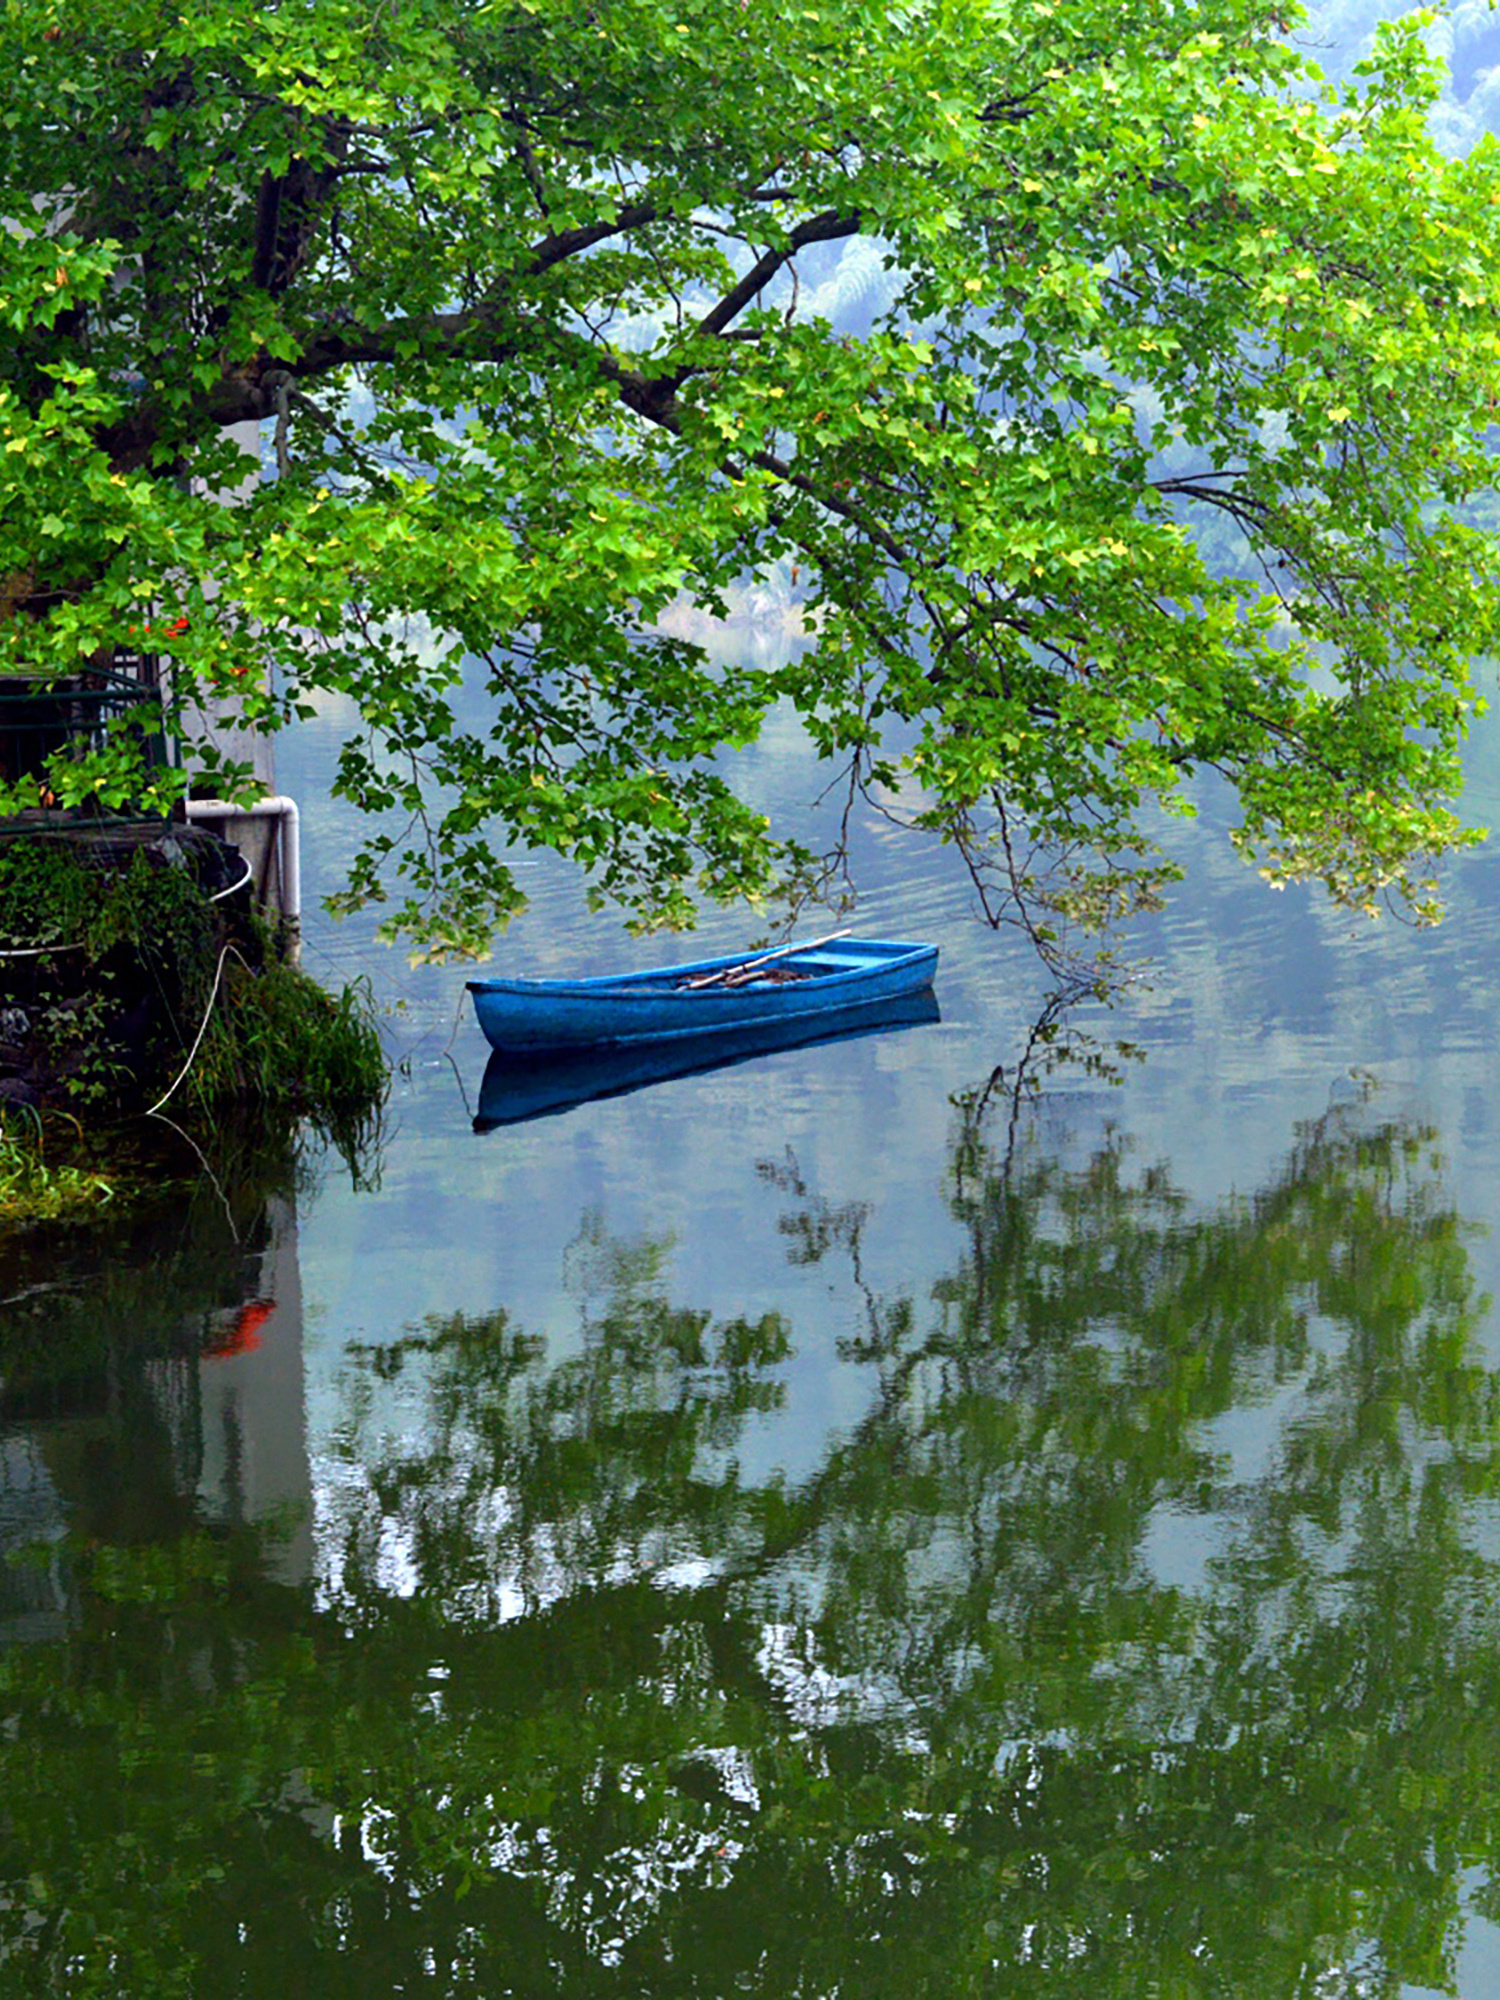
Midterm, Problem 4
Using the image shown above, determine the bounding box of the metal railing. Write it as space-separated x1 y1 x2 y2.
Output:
0 659 172 787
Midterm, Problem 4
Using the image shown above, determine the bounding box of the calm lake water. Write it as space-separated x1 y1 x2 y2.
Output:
8 666 1500 1996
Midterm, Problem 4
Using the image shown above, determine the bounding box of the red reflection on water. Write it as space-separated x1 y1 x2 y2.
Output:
203 1297 276 1360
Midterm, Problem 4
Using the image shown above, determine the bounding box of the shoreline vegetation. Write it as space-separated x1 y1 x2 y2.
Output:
0 823 387 1224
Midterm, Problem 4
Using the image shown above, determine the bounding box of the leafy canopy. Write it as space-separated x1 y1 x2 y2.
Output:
2 0 1499 956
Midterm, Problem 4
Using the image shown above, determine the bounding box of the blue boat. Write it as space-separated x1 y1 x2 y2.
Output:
473 989 941 1129
466 935 939 1053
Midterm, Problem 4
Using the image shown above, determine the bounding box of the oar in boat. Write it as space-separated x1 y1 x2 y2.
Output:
679 929 853 990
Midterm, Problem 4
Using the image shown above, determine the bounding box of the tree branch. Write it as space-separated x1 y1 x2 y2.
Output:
695 210 862 339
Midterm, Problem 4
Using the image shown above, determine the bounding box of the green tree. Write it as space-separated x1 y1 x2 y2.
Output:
2 0 1499 956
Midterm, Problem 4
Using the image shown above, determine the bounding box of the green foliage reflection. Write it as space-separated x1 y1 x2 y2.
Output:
3 1098 1499 1994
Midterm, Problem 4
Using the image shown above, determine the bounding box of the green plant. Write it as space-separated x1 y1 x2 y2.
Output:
0 837 96 948
0 1104 113 1223
186 957 388 1161
0 837 387 1150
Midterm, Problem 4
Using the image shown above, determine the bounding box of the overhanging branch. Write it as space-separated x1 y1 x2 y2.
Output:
695 209 862 339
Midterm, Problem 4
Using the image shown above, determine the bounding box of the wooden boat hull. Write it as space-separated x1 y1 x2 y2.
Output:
467 937 938 1053
474 989 941 1128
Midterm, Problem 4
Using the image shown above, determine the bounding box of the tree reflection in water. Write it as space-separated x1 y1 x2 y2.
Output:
2 1074 1497 1995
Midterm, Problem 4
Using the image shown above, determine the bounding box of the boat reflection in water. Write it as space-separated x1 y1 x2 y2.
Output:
473 988 942 1130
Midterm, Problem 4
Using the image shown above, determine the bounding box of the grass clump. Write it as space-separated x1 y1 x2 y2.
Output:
0 1106 113 1224
187 954 387 1158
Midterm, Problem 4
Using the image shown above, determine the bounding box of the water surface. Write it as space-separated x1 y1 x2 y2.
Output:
6 698 1500 1995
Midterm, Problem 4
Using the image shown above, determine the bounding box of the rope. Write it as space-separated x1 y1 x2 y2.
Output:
439 983 468 1061
208 847 256 903
146 1107 241 1242
144 941 251 1118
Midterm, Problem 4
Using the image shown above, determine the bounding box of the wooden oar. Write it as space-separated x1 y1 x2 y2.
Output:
680 928 852 990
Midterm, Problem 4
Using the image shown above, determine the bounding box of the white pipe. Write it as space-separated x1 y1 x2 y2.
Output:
185 795 300 925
